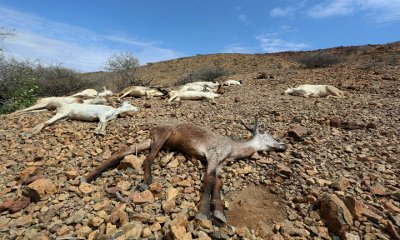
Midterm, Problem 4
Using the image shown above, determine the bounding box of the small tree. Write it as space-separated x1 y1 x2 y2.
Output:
104 52 147 90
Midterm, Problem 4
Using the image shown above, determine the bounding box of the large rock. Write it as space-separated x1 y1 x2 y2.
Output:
129 190 154 204
18 166 44 184
343 196 364 220
317 194 353 236
287 124 307 141
119 155 145 171
166 186 179 201
24 178 57 202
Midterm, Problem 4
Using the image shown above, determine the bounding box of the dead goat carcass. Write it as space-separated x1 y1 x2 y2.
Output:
72 87 113 98
119 86 166 99
26 102 139 137
168 90 221 103
222 80 242 86
12 96 108 114
284 84 344 98
81 117 287 223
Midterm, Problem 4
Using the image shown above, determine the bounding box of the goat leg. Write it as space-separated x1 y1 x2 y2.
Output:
195 173 215 221
82 139 151 183
139 129 171 191
211 176 226 223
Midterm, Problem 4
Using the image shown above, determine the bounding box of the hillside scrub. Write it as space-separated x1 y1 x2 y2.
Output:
104 52 148 90
0 56 39 114
294 52 343 68
0 55 93 114
175 66 229 86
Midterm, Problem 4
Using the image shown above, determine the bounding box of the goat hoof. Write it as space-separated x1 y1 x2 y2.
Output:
25 132 33 139
195 213 209 221
78 176 87 183
94 131 106 136
138 183 149 191
213 210 227 223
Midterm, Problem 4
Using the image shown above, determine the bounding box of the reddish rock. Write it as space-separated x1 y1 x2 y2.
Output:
287 124 307 141
24 179 57 202
317 194 353 236
9 196 30 213
276 164 292 177
234 96 241 103
343 196 364 220
65 170 79 180
386 220 400 240
149 182 163 194
216 85 225 94
119 155 145 171
129 190 154 204
366 122 377 129
144 103 151 108
0 198 15 212
109 203 129 227
363 207 382 224
18 166 45 185
370 183 387 196
330 117 342 128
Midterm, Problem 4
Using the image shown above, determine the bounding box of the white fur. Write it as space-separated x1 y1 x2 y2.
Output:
284 84 344 98
27 102 139 137
223 80 242 86
119 86 164 99
12 96 107 114
168 90 221 103
72 87 113 98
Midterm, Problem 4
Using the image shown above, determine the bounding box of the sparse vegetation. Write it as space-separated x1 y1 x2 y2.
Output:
35 64 93 97
175 66 229 86
104 52 148 90
0 55 39 114
295 52 342 68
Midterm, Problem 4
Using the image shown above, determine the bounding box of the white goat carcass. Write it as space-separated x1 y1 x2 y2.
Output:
168 90 221 103
222 80 242 86
119 86 165 99
178 81 220 92
284 84 344 98
26 102 139 137
72 87 113 98
12 96 108 114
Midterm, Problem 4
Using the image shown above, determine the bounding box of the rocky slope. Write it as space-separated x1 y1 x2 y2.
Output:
0 43 399 239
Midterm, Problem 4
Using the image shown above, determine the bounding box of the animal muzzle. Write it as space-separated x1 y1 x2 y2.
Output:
275 144 287 152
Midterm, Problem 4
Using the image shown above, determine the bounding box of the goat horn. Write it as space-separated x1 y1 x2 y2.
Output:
239 119 253 132
253 115 259 134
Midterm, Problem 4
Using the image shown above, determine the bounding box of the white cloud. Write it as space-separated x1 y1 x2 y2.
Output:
3 31 115 71
256 35 308 53
308 0 355 18
270 7 296 17
238 14 250 25
308 0 400 22
0 6 182 72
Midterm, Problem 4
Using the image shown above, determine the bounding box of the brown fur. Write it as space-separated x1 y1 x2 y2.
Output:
82 119 286 223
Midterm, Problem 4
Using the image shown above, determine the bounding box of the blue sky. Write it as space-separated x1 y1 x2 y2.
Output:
0 0 399 72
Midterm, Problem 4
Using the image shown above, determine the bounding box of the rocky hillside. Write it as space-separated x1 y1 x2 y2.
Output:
0 42 399 239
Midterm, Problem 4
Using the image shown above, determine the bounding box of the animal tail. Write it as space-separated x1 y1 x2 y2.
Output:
81 139 151 183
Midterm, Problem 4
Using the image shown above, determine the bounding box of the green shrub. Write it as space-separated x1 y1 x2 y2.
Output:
175 66 229 86
35 64 92 96
295 52 342 68
0 55 39 114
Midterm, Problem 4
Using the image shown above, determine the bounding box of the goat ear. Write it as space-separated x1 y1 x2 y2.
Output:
253 115 259 135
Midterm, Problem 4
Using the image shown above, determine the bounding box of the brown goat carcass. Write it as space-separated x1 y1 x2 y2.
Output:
81 117 287 223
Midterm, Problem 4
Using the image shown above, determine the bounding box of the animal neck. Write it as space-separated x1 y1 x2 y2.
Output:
230 136 261 160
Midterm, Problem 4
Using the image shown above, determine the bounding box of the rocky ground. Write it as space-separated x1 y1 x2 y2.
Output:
0 44 399 239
